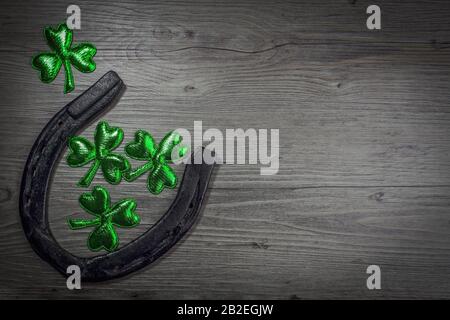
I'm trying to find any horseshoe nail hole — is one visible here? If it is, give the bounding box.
[173,226,181,235]
[189,202,194,209]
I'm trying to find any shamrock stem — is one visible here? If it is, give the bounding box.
[68,217,100,229]
[63,60,75,93]
[124,161,153,182]
[78,160,100,187]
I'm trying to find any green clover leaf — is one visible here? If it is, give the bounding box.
[32,23,96,93]
[125,130,156,161]
[68,186,140,252]
[67,121,130,187]
[124,130,187,194]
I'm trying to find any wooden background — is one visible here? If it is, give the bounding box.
[1,0,450,299]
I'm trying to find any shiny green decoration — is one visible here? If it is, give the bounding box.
[125,130,187,194]
[32,23,97,93]
[68,186,140,252]
[67,121,130,187]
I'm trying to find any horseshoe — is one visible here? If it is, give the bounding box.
[19,71,214,282]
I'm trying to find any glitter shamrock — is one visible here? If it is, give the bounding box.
[124,130,187,195]
[68,186,140,252]
[32,23,96,93]
[67,121,130,187]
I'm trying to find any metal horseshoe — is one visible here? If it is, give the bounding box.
[19,71,214,282]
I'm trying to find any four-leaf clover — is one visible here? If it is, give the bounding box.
[124,130,187,194]
[32,23,96,93]
[67,121,130,187]
[68,186,140,252]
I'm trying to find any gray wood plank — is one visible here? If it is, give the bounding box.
[1,0,450,299]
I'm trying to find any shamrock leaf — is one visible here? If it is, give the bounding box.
[124,130,187,194]
[32,53,62,83]
[101,154,130,184]
[156,130,187,162]
[45,23,72,55]
[67,136,95,166]
[69,44,97,73]
[68,186,140,252]
[32,23,97,93]
[110,199,140,227]
[79,185,110,216]
[88,223,117,252]
[95,121,124,157]
[67,121,130,187]
[147,163,177,194]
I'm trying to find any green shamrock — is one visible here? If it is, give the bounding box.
[32,23,96,93]
[68,186,140,252]
[67,121,130,187]
[124,130,187,194]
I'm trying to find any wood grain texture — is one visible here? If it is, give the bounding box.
[1,0,450,299]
